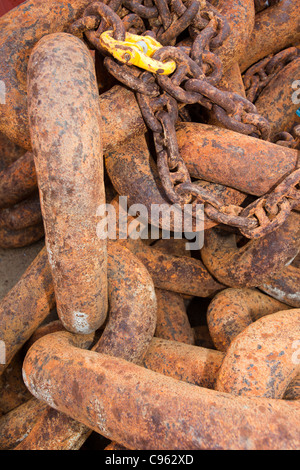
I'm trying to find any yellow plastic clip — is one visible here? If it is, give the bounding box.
[99,31,176,75]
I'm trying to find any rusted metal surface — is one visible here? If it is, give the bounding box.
[22,330,300,450]
[0,152,37,209]
[0,85,145,213]
[72,1,273,237]
[124,238,225,297]
[0,193,42,231]
[24,321,65,352]
[283,374,300,401]
[4,243,157,450]
[255,58,300,141]
[153,238,190,257]
[28,33,108,335]
[0,247,55,377]
[260,265,300,308]
[243,47,298,105]
[0,398,47,450]
[105,133,248,232]
[0,351,32,414]
[208,62,246,128]
[95,241,157,363]
[0,0,93,149]
[0,0,299,452]
[213,62,246,99]
[0,223,44,249]
[207,288,290,352]
[211,0,255,73]
[98,85,146,152]
[0,2,147,151]
[201,212,300,288]
[215,310,300,399]
[155,289,194,345]
[193,325,215,350]
[239,0,300,73]
[0,132,25,172]
[142,337,223,390]
[15,406,93,451]
[176,122,299,197]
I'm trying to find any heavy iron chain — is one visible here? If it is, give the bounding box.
[70,0,300,239]
[243,46,300,149]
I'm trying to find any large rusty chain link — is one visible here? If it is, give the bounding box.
[1,0,300,453]
[69,0,300,239]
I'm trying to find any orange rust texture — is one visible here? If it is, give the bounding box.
[240,0,300,72]
[0,351,32,414]
[0,247,55,377]
[16,332,95,450]
[105,133,247,232]
[22,331,300,450]
[215,310,300,399]
[0,85,145,212]
[207,288,290,352]
[0,398,47,450]
[105,442,128,450]
[0,0,93,149]
[28,33,108,335]
[0,223,44,248]
[0,4,146,150]
[95,242,157,363]
[98,85,146,153]
[176,123,299,196]
[283,374,300,401]
[211,0,255,72]
[0,234,221,382]
[208,62,246,128]
[293,253,300,269]
[217,62,246,98]
[0,193,41,231]
[260,265,300,308]
[0,132,25,171]
[155,289,194,345]
[255,58,300,140]
[0,152,37,208]
[142,338,224,390]
[24,321,65,352]
[201,212,300,287]
[123,238,224,297]
[6,244,157,450]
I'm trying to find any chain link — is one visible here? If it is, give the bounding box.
[243,47,299,104]
[70,0,299,239]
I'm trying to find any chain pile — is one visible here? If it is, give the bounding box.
[0,0,299,452]
[68,0,300,239]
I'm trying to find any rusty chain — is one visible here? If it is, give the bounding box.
[70,0,299,239]
[243,46,300,149]
[243,46,299,104]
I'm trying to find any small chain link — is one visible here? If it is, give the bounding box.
[70,0,299,239]
[243,47,299,104]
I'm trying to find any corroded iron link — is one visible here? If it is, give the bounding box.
[244,47,299,104]
[68,1,291,238]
